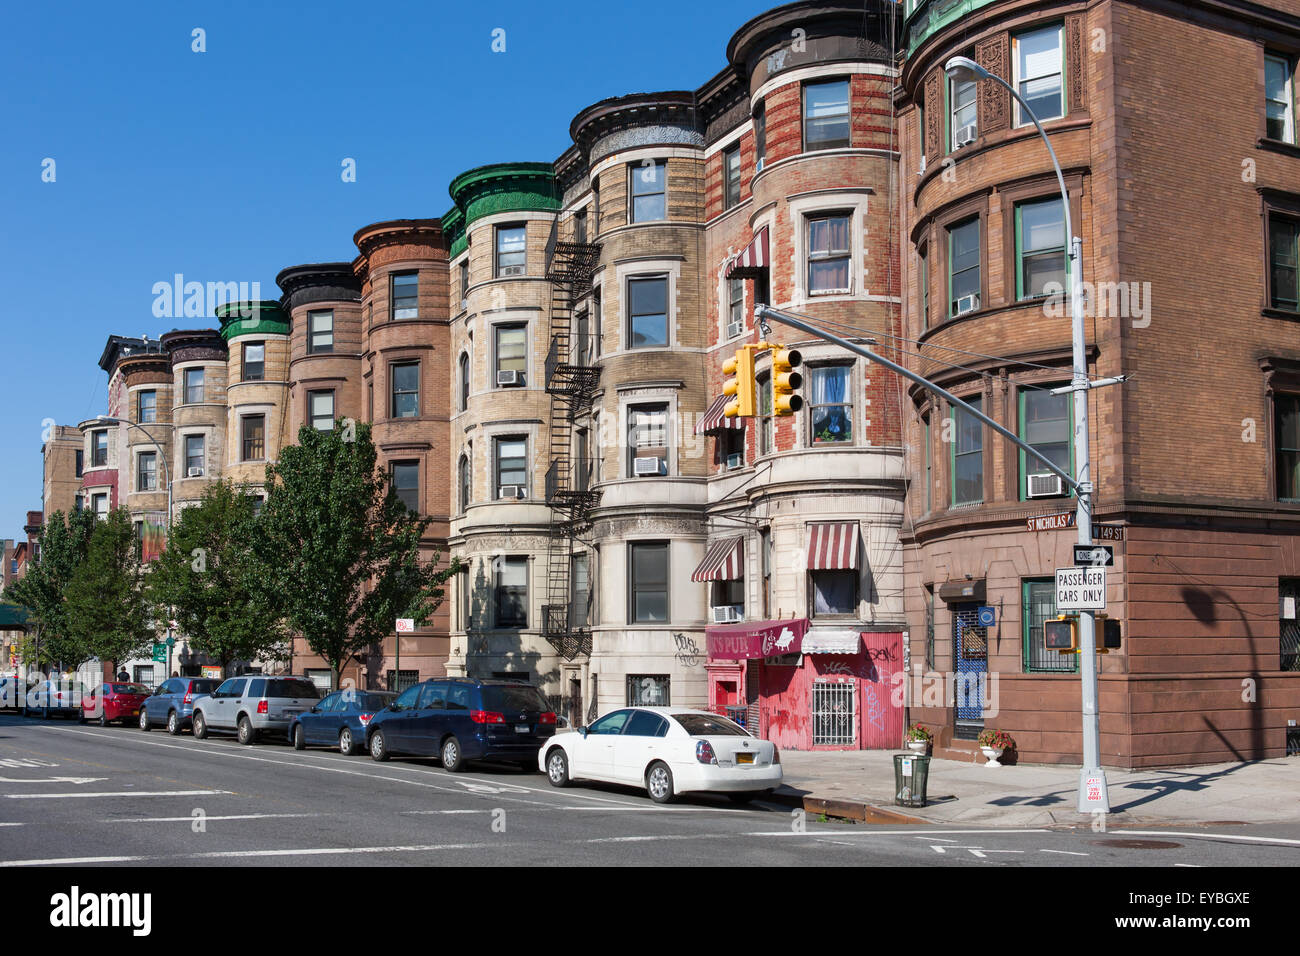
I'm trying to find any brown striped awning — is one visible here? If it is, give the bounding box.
[695,394,745,434]
[692,536,744,582]
[725,226,770,279]
[806,522,859,571]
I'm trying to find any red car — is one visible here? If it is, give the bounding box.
[83,682,152,726]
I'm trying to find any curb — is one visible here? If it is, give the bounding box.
[765,787,929,824]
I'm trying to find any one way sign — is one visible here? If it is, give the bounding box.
[1073,545,1114,567]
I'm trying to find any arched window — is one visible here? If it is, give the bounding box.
[459,452,472,513]
[459,352,470,411]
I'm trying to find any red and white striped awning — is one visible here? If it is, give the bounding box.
[695,394,745,434]
[806,522,860,571]
[725,226,770,279]
[692,536,744,582]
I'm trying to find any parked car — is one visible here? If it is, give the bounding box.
[0,676,35,711]
[22,679,88,719]
[539,706,781,804]
[366,678,556,771]
[290,689,396,755]
[192,675,319,744]
[138,676,220,735]
[82,682,152,726]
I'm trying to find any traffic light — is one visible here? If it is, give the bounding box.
[1043,616,1076,651]
[771,348,804,415]
[723,346,757,418]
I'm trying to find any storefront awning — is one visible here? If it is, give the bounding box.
[806,522,859,571]
[692,536,744,582]
[801,628,862,654]
[725,226,770,279]
[706,618,808,660]
[695,394,745,435]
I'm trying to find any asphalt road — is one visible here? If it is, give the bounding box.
[1,712,1297,868]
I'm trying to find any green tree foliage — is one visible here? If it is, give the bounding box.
[6,509,97,671]
[149,481,288,678]
[64,508,156,672]
[257,421,459,689]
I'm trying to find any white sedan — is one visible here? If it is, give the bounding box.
[539,706,781,804]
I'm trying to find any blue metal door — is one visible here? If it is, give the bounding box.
[952,603,987,740]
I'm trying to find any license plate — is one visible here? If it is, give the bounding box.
[515,724,530,734]
[737,753,755,765]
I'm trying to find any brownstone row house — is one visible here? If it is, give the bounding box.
[14,0,1300,764]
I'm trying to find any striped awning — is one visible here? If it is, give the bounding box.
[725,226,770,279]
[695,394,745,434]
[806,522,860,571]
[692,536,744,582]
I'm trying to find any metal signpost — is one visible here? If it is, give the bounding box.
[395,619,414,692]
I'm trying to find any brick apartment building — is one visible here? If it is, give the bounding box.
[897,0,1300,765]
[10,0,1300,764]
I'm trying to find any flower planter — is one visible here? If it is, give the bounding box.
[906,740,929,754]
[980,746,1005,767]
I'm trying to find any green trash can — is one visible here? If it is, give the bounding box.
[894,753,930,807]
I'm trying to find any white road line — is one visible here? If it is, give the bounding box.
[1174,863,1203,867]
[745,828,1052,838]
[0,822,24,827]
[4,789,231,800]
[1123,830,1300,848]
[1041,849,1089,856]
[188,843,505,859]
[103,813,316,824]
[3,855,151,867]
[585,834,700,843]
[46,726,646,809]
[403,809,485,815]
[915,836,959,842]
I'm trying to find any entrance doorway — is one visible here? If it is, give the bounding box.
[952,603,987,740]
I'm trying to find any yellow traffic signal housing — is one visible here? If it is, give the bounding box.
[723,346,757,418]
[771,348,804,415]
[1043,615,1077,652]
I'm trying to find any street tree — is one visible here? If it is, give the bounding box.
[257,421,459,690]
[149,481,288,678]
[64,508,156,675]
[6,508,97,674]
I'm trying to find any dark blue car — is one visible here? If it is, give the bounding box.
[365,679,556,771]
[290,689,396,755]
[138,677,220,735]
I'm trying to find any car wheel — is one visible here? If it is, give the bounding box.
[339,727,356,756]
[166,711,181,736]
[139,707,151,731]
[292,724,305,750]
[97,714,107,727]
[440,736,463,772]
[647,761,675,804]
[546,748,569,788]
[237,715,256,745]
[369,729,389,762]
[192,711,208,740]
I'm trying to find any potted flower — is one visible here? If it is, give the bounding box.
[905,724,932,754]
[977,729,1015,767]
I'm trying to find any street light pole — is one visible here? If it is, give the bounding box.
[97,415,174,681]
[943,56,1108,814]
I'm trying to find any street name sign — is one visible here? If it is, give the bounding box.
[1073,544,1114,567]
[1056,567,1106,610]
[1026,512,1125,540]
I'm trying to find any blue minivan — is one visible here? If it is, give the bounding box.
[365,678,556,771]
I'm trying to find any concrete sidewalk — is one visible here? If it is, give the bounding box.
[769,750,1300,826]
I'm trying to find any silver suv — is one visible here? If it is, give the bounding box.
[191,675,320,745]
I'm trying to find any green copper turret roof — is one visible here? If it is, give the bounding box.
[216,300,289,340]
[446,162,559,237]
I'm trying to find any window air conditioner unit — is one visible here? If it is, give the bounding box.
[187,467,204,478]
[727,320,745,339]
[955,294,979,316]
[498,485,526,500]
[633,456,664,476]
[501,265,525,277]
[726,452,743,470]
[955,124,978,147]
[1027,473,1064,498]
[497,370,522,387]
[711,605,743,624]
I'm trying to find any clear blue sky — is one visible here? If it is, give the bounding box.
[0,0,773,541]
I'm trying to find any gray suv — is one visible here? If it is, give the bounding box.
[192,675,320,745]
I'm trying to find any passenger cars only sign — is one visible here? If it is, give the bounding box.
[1055,566,1106,610]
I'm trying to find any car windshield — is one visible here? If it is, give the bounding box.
[265,679,319,699]
[358,693,395,711]
[672,713,749,737]
[481,685,549,713]
[112,684,150,695]
[189,680,218,694]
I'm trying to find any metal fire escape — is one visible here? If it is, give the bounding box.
[542,212,601,661]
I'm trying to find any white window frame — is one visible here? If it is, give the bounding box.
[492,321,529,387]
[949,74,978,149]
[1266,53,1296,144]
[614,259,680,352]
[789,195,866,305]
[1012,23,1065,128]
